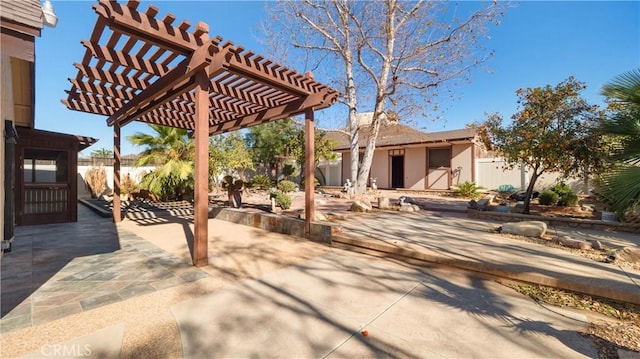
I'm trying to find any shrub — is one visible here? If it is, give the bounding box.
[271,191,292,209]
[539,190,559,205]
[277,180,297,193]
[549,182,578,207]
[122,173,138,199]
[454,181,483,199]
[85,165,107,198]
[300,176,320,188]
[251,174,272,190]
[497,184,516,194]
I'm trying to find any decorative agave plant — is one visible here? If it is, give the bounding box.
[222,175,244,208]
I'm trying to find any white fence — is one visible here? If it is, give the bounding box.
[475,158,590,194]
[78,165,155,198]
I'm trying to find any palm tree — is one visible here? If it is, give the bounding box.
[597,68,640,218]
[128,124,194,201]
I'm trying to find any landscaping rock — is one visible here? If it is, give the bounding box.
[378,197,390,209]
[412,204,420,212]
[499,221,547,238]
[590,240,605,250]
[398,205,414,212]
[299,210,328,221]
[399,196,414,205]
[350,200,372,212]
[555,236,593,250]
[469,195,493,211]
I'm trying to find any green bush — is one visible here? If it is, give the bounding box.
[300,177,321,188]
[271,191,292,209]
[454,181,483,199]
[539,190,559,205]
[251,174,272,190]
[557,192,578,206]
[549,182,578,207]
[277,180,297,193]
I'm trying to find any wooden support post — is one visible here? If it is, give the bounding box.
[304,109,315,238]
[113,120,121,223]
[193,70,209,267]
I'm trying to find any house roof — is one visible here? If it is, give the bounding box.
[0,0,43,35]
[62,0,339,136]
[327,124,478,151]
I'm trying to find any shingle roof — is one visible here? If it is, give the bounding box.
[327,124,478,151]
[0,0,43,33]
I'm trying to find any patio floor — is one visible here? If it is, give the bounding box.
[0,205,209,334]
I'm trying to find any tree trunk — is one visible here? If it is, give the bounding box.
[522,171,540,214]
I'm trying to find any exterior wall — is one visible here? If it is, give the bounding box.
[370,149,389,188]
[451,143,474,187]
[77,165,155,199]
[475,157,590,193]
[341,151,350,185]
[316,159,342,186]
[404,147,426,189]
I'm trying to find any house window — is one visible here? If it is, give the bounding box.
[389,149,404,156]
[428,148,451,168]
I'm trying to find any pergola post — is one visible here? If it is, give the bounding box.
[113,120,121,223]
[304,108,315,238]
[193,69,209,267]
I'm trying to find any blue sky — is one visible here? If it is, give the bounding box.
[34,1,639,156]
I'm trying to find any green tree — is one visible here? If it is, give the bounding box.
[596,68,640,218]
[209,132,254,184]
[245,119,299,179]
[291,129,337,184]
[90,148,113,158]
[128,125,194,201]
[479,77,603,214]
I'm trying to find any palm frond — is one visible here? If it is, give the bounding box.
[601,68,640,105]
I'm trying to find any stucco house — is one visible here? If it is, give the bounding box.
[1,1,96,251]
[323,114,491,190]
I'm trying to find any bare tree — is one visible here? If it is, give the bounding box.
[265,0,504,193]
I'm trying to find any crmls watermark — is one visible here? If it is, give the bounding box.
[40,344,92,357]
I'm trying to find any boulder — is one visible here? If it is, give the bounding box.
[350,200,372,213]
[500,221,547,238]
[378,197,390,209]
[412,204,420,212]
[398,205,414,212]
[555,236,593,250]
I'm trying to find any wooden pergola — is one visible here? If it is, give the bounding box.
[63,0,338,266]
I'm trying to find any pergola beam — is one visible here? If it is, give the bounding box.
[106,41,216,126]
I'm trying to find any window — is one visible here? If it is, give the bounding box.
[428,148,451,168]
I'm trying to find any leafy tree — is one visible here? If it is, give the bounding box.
[266,0,504,193]
[291,129,337,184]
[128,125,194,201]
[209,132,254,184]
[245,119,298,179]
[246,118,337,182]
[479,77,603,214]
[90,148,113,158]
[596,68,640,218]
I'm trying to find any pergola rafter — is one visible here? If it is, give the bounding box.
[63,0,338,267]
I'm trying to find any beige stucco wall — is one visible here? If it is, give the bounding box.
[451,143,474,187]
[404,147,426,189]
[369,149,389,189]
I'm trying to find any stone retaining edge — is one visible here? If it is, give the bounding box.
[332,234,640,306]
[468,208,640,234]
[207,206,340,244]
